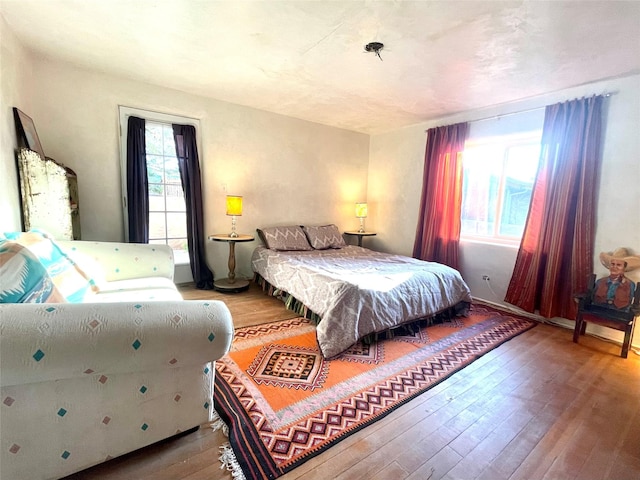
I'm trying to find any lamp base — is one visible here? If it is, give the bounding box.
[229,215,239,237]
[358,217,365,233]
[214,277,249,292]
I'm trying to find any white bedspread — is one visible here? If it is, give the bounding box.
[251,245,472,358]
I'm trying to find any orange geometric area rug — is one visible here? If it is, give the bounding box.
[214,302,536,480]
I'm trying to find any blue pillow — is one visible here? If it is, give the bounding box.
[0,240,66,303]
[3,230,95,302]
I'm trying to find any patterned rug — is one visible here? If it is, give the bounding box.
[214,302,536,480]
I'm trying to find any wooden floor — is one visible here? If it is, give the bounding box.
[66,283,640,480]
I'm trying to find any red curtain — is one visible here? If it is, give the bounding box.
[505,96,604,319]
[413,122,468,270]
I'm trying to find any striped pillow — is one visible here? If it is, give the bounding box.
[0,240,66,303]
[303,224,346,249]
[3,230,96,302]
[258,226,313,251]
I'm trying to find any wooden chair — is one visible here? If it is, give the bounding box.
[573,274,640,358]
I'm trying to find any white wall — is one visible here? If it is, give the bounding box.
[369,73,640,345]
[0,16,33,232]
[1,53,369,281]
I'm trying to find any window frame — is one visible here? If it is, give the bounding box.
[118,106,201,263]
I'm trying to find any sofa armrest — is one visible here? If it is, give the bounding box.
[57,240,175,282]
[0,300,234,388]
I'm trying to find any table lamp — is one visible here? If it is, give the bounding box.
[355,202,368,233]
[226,195,243,237]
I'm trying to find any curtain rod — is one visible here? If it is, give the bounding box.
[425,91,616,130]
[469,105,545,124]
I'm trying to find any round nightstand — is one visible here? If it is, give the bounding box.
[208,234,254,292]
[344,231,377,247]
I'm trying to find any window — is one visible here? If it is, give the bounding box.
[119,107,200,265]
[460,109,544,244]
[145,121,188,260]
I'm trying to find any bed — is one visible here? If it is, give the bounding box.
[251,225,471,358]
[251,225,473,358]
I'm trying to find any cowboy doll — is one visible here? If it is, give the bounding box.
[594,248,640,310]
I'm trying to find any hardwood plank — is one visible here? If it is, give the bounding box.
[407,445,461,480]
[476,403,566,480]
[178,282,299,328]
[445,401,539,479]
[64,426,226,480]
[369,461,411,480]
[66,283,640,480]
[509,349,616,480]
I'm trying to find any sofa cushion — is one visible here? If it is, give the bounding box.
[0,240,66,303]
[96,276,179,293]
[3,230,98,302]
[85,277,183,302]
[87,287,183,303]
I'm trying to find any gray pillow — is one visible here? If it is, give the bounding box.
[303,224,346,249]
[258,226,313,251]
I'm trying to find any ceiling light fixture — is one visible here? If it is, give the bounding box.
[364,42,384,61]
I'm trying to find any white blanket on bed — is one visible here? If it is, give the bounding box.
[251,245,472,358]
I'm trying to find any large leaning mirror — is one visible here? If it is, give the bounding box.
[13,108,80,240]
[17,148,74,239]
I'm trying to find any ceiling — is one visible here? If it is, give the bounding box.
[1,0,639,134]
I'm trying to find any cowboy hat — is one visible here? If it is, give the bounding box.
[599,247,640,272]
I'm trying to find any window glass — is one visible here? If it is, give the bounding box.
[146,155,164,191]
[149,212,168,238]
[163,125,176,156]
[166,212,187,238]
[145,123,163,155]
[461,132,541,243]
[460,108,544,245]
[146,121,188,258]
[499,143,541,237]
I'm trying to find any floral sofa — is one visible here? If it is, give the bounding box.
[0,230,234,480]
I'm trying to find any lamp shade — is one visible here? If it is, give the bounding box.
[226,195,243,216]
[355,202,368,218]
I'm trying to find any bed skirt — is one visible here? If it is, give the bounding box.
[253,273,471,344]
